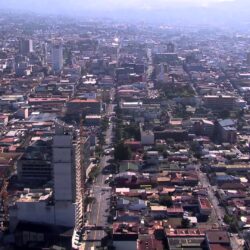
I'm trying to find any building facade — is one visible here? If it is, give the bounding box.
[52,44,63,72]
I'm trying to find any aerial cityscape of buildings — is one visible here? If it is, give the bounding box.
[0,9,250,250]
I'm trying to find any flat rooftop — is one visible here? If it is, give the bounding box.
[16,188,52,203]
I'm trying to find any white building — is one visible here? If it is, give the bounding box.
[52,44,63,72]
[9,188,75,231]
[9,124,86,232]
[146,151,159,165]
[140,129,154,145]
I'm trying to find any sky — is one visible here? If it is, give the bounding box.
[1,0,249,27]
[0,0,238,11]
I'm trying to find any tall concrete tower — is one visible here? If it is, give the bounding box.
[247,52,250,65]
[167,42,175,53]
[42,42,48,65]
[19,39,33,55]
[53,132,75,202]
[52,44,63,72]
[52,125,76,227]
[53,123,89,231]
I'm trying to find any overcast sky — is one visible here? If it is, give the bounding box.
[0,0,238,11]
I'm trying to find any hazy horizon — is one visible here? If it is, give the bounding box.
[1,0,250,27]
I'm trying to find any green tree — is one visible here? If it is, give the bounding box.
[95,145,103,157]
[223,214,238,232]
[159,194,173,207]
[162,151,169,158]
[101,117,109,131]
[124,123,141,141]
[97,133,105,146]
[88,166,100,179]
[181,218,190,228]
[85,196,96,206]
[223,214,233,224]
[114,141,132,161]
[218,109,230,119]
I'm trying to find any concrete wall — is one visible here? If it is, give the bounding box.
[53,148,72,163]
[113,241,136,250]
[53,135,72,147]
[141,132,154,145]
[53,134,74,202]
[13,201,55,225]
[54,163,73,201]
[54,201,75,227]
[10,201,75,229]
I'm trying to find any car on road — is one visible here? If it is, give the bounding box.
[104,147,114,155]
[105,177,111,184]
[104,149,110,155]
[104,174,113,183]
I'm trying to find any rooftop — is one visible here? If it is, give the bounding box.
[16,188,52,203]
[69,99,99,103]
[206,230,230,244]
[166,228,206,237]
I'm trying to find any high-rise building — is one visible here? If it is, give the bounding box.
[19,39,33,55]
[9,122,90,233]
[203,95,236,110]
[247,52,250,65]
[16,139,52,183]
[42,42,48,65]
[167,42,175,53]
[52,44,63,72]
[53,131,75,202]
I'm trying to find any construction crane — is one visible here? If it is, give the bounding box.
[0,178,8,231]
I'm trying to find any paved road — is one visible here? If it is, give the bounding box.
[83,102,115,249]
[197,166,243,250]
[198,169,225,223]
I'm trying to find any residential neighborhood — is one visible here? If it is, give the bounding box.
[0,7,249,250]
